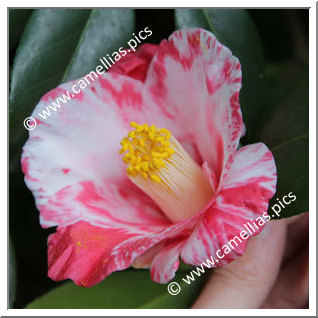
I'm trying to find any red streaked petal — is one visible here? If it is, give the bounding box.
[21,73,146,212]
[21,27,277,287]
[40,179,170,232]
[48,215,203,286]
[48,221,140,287]
[150,240,184,283]
[181,143,277,266]
[109,43,158,82]
[145,28,243,185]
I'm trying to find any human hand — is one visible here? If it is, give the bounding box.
[191,212,309,309]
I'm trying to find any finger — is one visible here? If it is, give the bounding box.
[283,212,309,261]
[261,241,309,308]
[286,211,308,225]
[191,219,287,309]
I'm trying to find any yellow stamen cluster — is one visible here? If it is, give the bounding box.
[119,122,175,183]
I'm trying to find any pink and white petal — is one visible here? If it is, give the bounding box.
[221,142,277,194]
[48,209,208,287]
[181,143,277,266]
[150,240,184,283]
[106,207,205,275]
[144,28,243,184]
[22,74,142,209]
[108,43,158,82]
[21,72,172,229]
[48,221,143,287]
[41,178,170,232]
[22,27,242,231]
[131,242,165,269]
[180,210,249,268]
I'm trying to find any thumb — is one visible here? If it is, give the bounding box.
[191,219,287,309]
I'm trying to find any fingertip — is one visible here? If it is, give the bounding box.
[191,219,287,308]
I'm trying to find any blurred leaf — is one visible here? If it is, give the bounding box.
[62,9,135,81]
[9,9,33,52]
[9,8,135,172]
[256,67,309,218]
[9,238,17,308]
[178,261,196,271]
[26,269,205,309]
[175,9,265,142]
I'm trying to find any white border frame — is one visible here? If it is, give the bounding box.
[3,1,316,316]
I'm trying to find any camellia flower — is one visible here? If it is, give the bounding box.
[22,28,277,287]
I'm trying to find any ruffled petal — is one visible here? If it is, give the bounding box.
[48,221,143,287]
[21,72,171,229]
[40,179,170,231]
[21,60,215,285]
[181,143,277,266]
[150,240,184,283]
[48,214,203,286]
[144,28,243,184]
[22,28,242,229]
[22,27,276,286]
[109,43,158,82]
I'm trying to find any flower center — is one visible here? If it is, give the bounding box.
[119,122,213,222]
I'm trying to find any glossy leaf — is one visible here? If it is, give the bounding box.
[175,9,265,142]
[63,9,135,81]
[9,9,135,172]
[256,67,309,218]
[26,269,205,309]
[9,9,33,53]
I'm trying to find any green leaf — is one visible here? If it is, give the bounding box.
[26,269,205,309]
[62,9,135,82]
[9,9,33,52]
[9,238,17,308]
[256,67,309,218]
[175,9,265,142]
[9,8,135,172]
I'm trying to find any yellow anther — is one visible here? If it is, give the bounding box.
[134,163,142,172]
[160,128,169,134]
[130,122,138,128]
[136,125,144,133]
[122,144,128,151]
[142,155,151,161]
[120,122,214,224]
[150,174,161,183]
[150,125,156,135]
[120,137,129,145]
[122,154,131,164]
[142,161,149,171]
[153,158,165,169]
[128,131,136,139]
[139,138,145,148]
[152,158,160,168]
[126,166,136,177]
[119,122,175,183]
[160,152,169,159]
[166,148,175,155]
